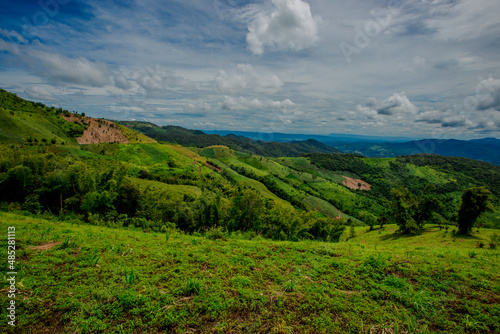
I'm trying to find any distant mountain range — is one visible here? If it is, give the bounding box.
[119,123,499,165]
[334,138,500,166]
[203,130,418,143]
[117,121,341,157]
[204,129,500,166]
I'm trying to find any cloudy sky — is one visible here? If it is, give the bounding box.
[1,0,500,139]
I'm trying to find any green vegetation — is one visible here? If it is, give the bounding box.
[457,187,494,235]
[118,121,341,157]
[1,88,500,333]
[0,88,86,144]
[1,212,499,333]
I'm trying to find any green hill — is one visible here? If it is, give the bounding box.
[118,121,341,157]
[0,88,86,144]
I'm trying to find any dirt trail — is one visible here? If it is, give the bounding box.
[28,241,61,251]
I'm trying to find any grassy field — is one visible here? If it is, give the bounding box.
[1,211,499,333]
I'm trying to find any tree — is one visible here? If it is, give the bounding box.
[457,187,493,235]
[390,186,445,235]
[359,211,377,231]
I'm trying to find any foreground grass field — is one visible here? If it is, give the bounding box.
[1,211,499,333]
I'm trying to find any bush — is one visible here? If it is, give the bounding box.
[490,233,500,249]
[206,227,226,241]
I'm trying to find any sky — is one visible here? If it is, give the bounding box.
[1,0,500,139]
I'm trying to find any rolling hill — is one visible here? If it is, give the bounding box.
[117,121,341,157]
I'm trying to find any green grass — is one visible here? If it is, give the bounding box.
[117,124,157,144]
[130,177,203,199]
[0,108,75,144]
[1,211,499,333]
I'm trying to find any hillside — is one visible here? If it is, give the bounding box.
[118,121,341,157]
[0,88,86,145]
[0,89,154,146]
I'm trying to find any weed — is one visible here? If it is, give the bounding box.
[464,315,478,331]
[86,254,100,267]
[123,269,136,285]
[59,237,72,249]
[468,251,478,258]
[364,255,385,269]
[181,278,202,295]
[271,319,292,334]
[383,275,406,289]
[232,276,251,288]
[283,279,298,292]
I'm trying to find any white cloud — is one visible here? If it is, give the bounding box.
[246,0,320,55]
[426,0,500,41]
[474,77,500,111]
[128,66,195,93]
[113,74,132,90]
[24,49,111,87]
[0,29,26,44]
[362,92,418,116]
[194,122,216,127]
[24,86,60,101]
[219,96,295,111]
[183,101,212,113]
[214,64,283,95]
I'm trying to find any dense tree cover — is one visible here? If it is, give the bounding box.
[457,187,494,235]
[118,121,340,157]
[0,145,344,242]
[306,152,499,233]
[397,154,500,196]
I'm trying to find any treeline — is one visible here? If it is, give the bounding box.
[0,146,345,242]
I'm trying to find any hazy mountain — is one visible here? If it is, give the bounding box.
[335,138,500,166]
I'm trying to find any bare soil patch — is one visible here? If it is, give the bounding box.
[342,176,372,190]
[28,241,61,251]
[64,115,129,144]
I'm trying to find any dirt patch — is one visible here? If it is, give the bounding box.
[28,241,61,251]
[342,176,372,191]
[64,115,129,144]
[204,161,221,173]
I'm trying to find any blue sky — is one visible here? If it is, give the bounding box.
[1,0,500,139]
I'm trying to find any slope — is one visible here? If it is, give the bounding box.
[118,121,341,157]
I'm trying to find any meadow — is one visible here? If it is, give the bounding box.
[1,211,499,333]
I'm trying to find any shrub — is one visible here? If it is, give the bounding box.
[489,233,499,249]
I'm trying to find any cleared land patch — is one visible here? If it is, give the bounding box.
[342,176,372,190]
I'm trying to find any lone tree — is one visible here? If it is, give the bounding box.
[457,187,493,235]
